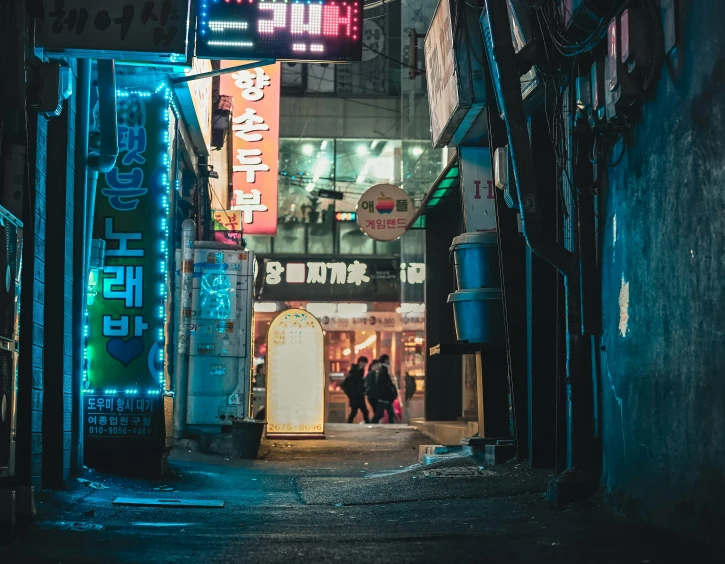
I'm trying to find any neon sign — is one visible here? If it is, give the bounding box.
[196,0,363,61]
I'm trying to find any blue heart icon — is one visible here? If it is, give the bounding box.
[107,337,145,367]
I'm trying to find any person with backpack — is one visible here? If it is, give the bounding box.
[364,358,381,414]
[341,356,369,423]
[371,354,397,424]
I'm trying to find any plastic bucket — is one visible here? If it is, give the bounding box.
[448,289,504,343]
[449,232,500,290]
[231,419,266,459]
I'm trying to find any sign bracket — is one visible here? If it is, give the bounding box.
[172,59,276,84]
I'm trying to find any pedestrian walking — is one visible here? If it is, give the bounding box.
[364,358,381,414]
[341,356,370,423]
[371,354,397,424]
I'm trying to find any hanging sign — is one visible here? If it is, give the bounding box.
[459,147,496,233]
[266,309,325,438]
[356,184,415,242]
[222,61,281,235]
[36,0,192,62]
[256,256,400,301]
[196,0,363,62]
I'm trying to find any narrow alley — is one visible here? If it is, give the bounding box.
[0,425,716,563]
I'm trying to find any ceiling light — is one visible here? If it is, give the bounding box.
[302,144,314,156]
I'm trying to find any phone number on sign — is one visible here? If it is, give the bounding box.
[87,427,153,436]
[267,424,323,432]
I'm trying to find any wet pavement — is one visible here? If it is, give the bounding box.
[0,424,719,563]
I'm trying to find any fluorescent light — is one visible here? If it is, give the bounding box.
[302,144,314,156]
[305,303,337,316]
[411,146,424,157]
[356,145,369,156]
[254,302,278,313]
[337,303,367,315]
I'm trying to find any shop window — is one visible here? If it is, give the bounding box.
[308,224,334,255]
[274,223,306,254]
[245,235,272,254]
[338,221,374,255]
[375,239,401,256]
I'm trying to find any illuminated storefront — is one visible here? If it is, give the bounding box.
[250,256,425,422]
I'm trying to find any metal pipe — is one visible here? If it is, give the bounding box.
[173,219,195,439]
[171,59,275,84]
[71,58,91,476]
[483,1,593,471]
[482,2,577,279]
[86,60,119,285]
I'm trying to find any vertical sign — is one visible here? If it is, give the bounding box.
[459,147,496,233]
[222,61,280,235]
[266,309,325,438]
[85,90,171,439]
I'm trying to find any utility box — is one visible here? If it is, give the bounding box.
[187,243,254,430]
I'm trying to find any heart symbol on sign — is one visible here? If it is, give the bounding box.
[106,337,145,367]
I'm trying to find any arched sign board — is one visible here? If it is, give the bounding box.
[266,309,326,439]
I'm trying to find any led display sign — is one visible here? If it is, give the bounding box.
[196,0,363,61]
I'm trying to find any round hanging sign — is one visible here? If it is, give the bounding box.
[356,184,415,242]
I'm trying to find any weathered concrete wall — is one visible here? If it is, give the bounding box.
[599,0,725,546]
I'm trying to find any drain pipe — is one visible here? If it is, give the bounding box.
[173,219,196,439]
[85,60,119,276]
[483,1,593,477]
[71,58,91,475]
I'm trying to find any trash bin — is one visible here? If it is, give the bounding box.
[449,232,500,290]
[447,289,504,343]
[231,418,266,459]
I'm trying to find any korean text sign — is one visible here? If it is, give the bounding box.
[87,91,170,393]
[37,0,191,60]
[222,62,281,235]
[196,0,363,62]
[356,184,415,242]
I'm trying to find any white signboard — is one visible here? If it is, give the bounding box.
[317,311,425,332]
[459,147,496,233]
[425,0,457,147]
[266,309,325,438]
[356,184,415,242]
[318,312,402,332]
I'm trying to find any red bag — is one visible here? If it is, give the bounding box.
[382,399,403,424]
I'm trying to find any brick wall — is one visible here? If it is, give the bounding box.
[43,85,76,487]
[17,112,48,491]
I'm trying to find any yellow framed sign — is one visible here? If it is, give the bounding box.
[266,309,325,439]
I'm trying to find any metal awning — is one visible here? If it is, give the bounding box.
[408,150,460,229]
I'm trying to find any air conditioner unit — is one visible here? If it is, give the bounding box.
[0,206,23,479]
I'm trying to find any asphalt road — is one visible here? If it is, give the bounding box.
[0,424,718,563]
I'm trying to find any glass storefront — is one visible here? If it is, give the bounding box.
[250,302,424,423]
[246,137,445,256]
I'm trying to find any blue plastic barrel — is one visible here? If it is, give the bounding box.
[447,289,504,344]
[449,233,500,290]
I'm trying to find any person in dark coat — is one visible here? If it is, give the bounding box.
[342,356,369,423]
[371,354,397,424]
[364,358,381,414]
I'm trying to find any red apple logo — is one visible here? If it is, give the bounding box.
[376,193,395,214]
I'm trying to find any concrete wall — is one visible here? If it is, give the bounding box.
[599,1,725,546]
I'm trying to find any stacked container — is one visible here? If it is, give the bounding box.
[447,233,504,343]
